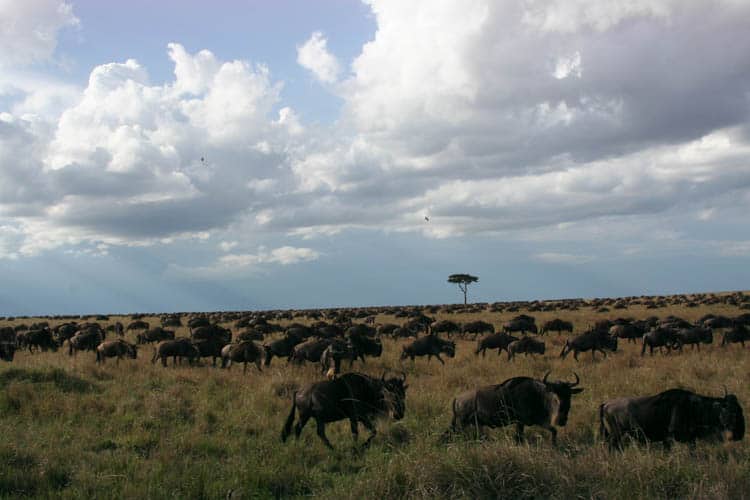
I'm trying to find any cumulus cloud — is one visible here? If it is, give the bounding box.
[0,0,79,67]
[3,0,750,270]
[168,246,320,278]
[297,31,341,84]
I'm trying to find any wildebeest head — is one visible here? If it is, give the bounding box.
[604,334,618,352]
[381,371,408,420]
[717,389,745,441]
[442,340,456,358]
[127,343,138,359]
[542,372,584,426]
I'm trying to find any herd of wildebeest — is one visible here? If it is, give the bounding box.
[1,291,749,451]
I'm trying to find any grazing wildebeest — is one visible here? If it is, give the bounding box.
[475,332,518,357]
[599,388,744,449]
[507,336,545,361]
[503,315,538,335]
[348,334,382,363]
[263,333,305,366]
[113,321,124,336]
[96,339,137,363]
[236,329,264,342]
[126,320,150,331]
[642,327,681,356]
[136,327,176,344]
[220,341,265,373]
[675,327,713,351]
[377,323,400,337]
[25,328,58,353]
[69,329,103,355]
[281,372,408,449]
[191,324,232,344]
[722,324,750,347]
[193,336,227,366]
[291,338,337,365]
[0,342,15,362]
[461,320,495,339]
[188,316,210,332]
[609,323,645,344]
[431,320,461,338]
[346,324,376,338]
[447,372,583,444]
[540,319,573,335]
[560,331,617,361]
[152,339,201,367]
[53,322,78,345]
[702,315,734,330]
[320,341,353,377]
[400,335,456,364]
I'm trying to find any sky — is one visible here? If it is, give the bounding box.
[1,0,750,316]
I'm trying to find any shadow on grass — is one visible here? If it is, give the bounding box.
[0,368,99,393]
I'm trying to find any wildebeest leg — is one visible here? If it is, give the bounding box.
[349,417,359,442]
[543,424,557,445]
[294,412,310,439]
[427,354,432,363]
[574,350,579,361]
[316,419,334,450]
[361,416,377,448]
[515,423,525,443]
[243,362,247,374]
[255,358,262,372]
[436,353,445,365]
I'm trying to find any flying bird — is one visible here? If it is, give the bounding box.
[424,215,430,222]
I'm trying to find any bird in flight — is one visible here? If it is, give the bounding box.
[424,215,430,222]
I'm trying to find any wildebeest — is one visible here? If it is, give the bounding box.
[642,327,682,356]
[24,328,58,353]
[191,324,232,344]
[675,327,713,351]
[609,323,646,344]
[53,322,78,345]
[0,342,15,362]
[348,334,382,363]
[152,339,201,367]
[96,339,137,363]
[126,320,149,331]
[281,372,408,449]
[431,320,461,337]
[503,315,538,335]
[400,335,456,364]
[722,324,750,347]
[220,341,265,373]
[447,372,583,444]
[599,388,744,449]
[320,341,353,376]
[263,332,305,366]
[461,320,495,339]
[540,319,573,335]
[188,316,211,332]
[560,330,617,361]
[291,338,337,365]
[507,336,545,361]
[136,327,176,344]
[69,329,104,356]
[475,332,518,357]
[193,336,228,366]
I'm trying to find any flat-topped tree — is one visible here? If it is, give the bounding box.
[448,274,479,305]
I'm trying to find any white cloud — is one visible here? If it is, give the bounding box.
[533,252,593,264]
[0,0,79,67]
[297,31,341,84]
[168,246,320,278]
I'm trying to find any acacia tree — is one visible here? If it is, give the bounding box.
[448,274,479,305]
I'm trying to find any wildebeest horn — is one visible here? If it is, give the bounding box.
[570,372,580,387]
[543,371,551,384]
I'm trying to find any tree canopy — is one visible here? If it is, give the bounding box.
[447,274,479,305]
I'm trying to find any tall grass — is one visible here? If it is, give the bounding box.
[1,299,749,498]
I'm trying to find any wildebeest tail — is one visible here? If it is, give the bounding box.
[280,392,297,442]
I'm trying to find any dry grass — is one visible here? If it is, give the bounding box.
[1,297,749,498]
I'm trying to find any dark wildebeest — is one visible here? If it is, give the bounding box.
[0,327,15,361]
[188,316,211,332]
[475,332,518,357]
[136,327,176,344]
[461,320,495,339]
[346,324,376,338]
[560,330,617,361]
[220,341,265,373]
[348,334,382,363]
[642,327,682,356]
[113,321,124,337]
[193,336,227,366]
[320,341,354,377]
[675,327,713,351]
[507,336,545,360]
[53,322,78,345]
[702,315,734,330]
[377,323,399,337]
[722,324,750,347]
[447,372,583,444]
[191,324,232,344]
[236,329,264,342]
[281,372,408,449]
[599,388,745,449]
[263,333,305,366]
[68,329,104,356]
[151,339,201,367]
[290,338,337,365]
[400,335,456,364]
[431,320,461,338]
[126,320,149,331]
[609,323,645,344]
[540,319,573,335]
[25,328,58,353]
[96,339,137,363]
[503,315,538,335]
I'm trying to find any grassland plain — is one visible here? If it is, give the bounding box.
[1,298,750,499]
